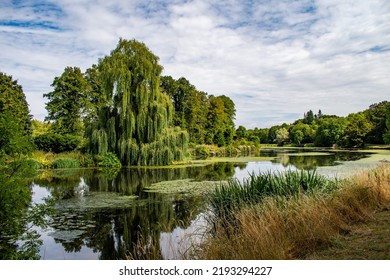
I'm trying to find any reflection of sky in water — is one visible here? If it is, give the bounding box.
[39,229,98,260]
[27,150,389,260]
[31,183,51,204]
[233,161,297,182]
[159,213,207,260]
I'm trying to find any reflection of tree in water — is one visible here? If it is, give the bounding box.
[273,151,369,170]
[0,163,53,260]
[47,195,204,259]
[37,164,223,259]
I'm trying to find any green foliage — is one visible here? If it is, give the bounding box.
[29,151,94,168]
[160,76,193,128]
[342,113,373,147]
[383,104,390,144]
[0,112,33,156]
[51,158,80,169]
[0,72,32,137]
[44,66,89,136]
[314,117,346,147]
[275,127,289,146]
[33,133,82,153]
[0,72,33,157]
[235,125,248,140]
[31,119,51,137]
[0,158,52,259]
[86,39,188,166]
[194,145,211,159]
[209,169,338,222]
[161,76,236,146]
[364,101,390,144]
[289,122,314,145]
[98,152,122,168]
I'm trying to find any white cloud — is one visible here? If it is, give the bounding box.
[1,0,389,128]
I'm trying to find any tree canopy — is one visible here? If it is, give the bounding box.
[0,72,32,156]
[160,76,235,146]
[86,39,188,166]
[44,66,89,136]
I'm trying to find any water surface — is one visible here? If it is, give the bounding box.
[12,148,390,259]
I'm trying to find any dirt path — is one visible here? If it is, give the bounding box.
[309,210,390,260]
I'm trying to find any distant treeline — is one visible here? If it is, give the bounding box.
[235,103,390,148]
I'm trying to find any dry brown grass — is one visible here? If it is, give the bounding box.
[198,165,390,260]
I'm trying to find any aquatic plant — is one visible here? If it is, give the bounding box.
[208,169,339,221]
[98,152,122,168]
[199,165,390,260]
[51,158,80,169]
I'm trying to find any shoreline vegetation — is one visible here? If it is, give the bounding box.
[128,164,390,260]
[2,38,390,260]
[24,143,390,170]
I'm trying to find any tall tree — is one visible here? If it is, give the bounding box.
[184,90,209,144]
[84,64,104,124]
[275,127,290,146]
[303,110,314,124]
[44,66,89,136]
[383,104,390,144]
[314,117,346,147]
[364,101,390,144]
[342,112,373,147]
[0,72,32,137]
[0,72,32,156]
[87,39,188,166]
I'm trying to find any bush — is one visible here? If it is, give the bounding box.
[34,133,82,153]
[52,158,80,169]
[194,145,210,159]
[98,152,122,168]
[24,158,42,170]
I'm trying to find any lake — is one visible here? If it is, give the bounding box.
[13,148,390,259]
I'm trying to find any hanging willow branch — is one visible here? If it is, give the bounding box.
[86,39,188,166]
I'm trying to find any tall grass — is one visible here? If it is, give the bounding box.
[199,165,390,259]
[208,169,338,223]
[30,151,94,168]
[51,158,80,169]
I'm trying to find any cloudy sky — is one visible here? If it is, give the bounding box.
[1,0,389,128]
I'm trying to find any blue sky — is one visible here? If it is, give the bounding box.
[1,0,389,128]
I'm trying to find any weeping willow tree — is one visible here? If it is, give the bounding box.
[86,39,188,166]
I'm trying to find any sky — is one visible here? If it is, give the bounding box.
[1,0,389,128]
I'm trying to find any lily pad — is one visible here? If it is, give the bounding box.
[55,192,139,210]
[145,179,224,196]
[48,230,85,242]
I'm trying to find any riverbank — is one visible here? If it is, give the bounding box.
[195,164,390,260]
[307,209,390,259]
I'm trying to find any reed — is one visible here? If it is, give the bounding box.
[208,169,338,223]
[199,165,390,260]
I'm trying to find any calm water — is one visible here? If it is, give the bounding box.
[13,149,373,259]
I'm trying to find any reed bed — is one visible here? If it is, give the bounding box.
[208,169,338,224]
[199,165,390,259]
[51,158,80,169]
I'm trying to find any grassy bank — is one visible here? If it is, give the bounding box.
[196,165,390,259]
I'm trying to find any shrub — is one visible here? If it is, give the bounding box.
[52,158,80,169]
[34,133,82,153]
[194,145,210,159]
[98,152,122,168]
[24,158,42,170]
